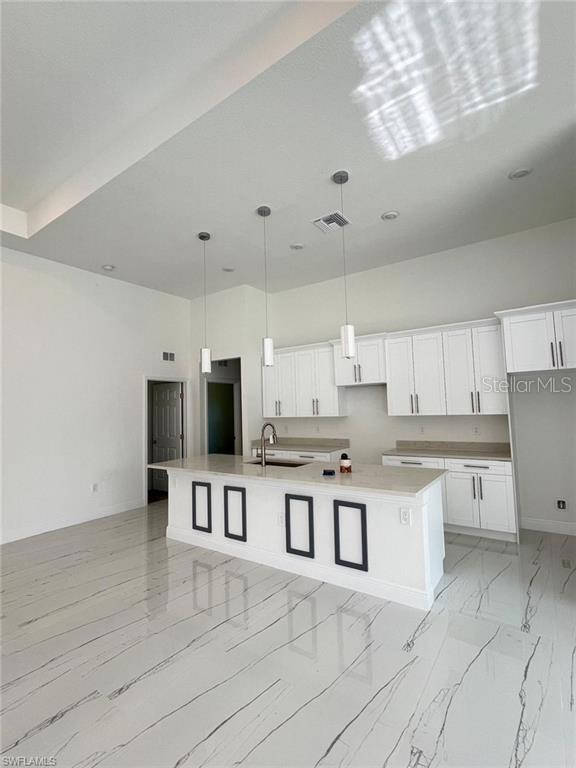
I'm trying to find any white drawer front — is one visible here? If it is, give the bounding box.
[444,458,512,475]
[382,455,446,470]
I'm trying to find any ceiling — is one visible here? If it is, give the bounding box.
[2,0,575,299]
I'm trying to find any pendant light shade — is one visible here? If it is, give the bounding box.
[198,231,212,374]
[332,170,356,359]
[257,205,274,367]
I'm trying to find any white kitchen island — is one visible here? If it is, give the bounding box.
[149,455,446,609]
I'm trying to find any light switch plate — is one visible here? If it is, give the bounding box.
[400,508,412,526]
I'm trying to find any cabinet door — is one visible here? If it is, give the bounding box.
[472,325,508,414]
[554,308,576,369]
[445,472,480,527]
[314,346,339,416]
[294,349,316,417]
[478,474,515,532]
[262,364,278,418]
[443,328,476,415]
[357,338,386,384]
[276,352,296,417]
[385,336,415,415]
[412,332,447,415]
[502,312,556,372]
[332,342,356,386]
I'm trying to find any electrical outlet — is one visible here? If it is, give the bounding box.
[472,425,480,435]
[277,509,284,527]
[399,507,412,526]
[557,499,567,510]
[91,483,98,493]
[419,425,425,434]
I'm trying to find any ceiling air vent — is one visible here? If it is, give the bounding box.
[312,210,350,233]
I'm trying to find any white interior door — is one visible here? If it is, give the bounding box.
[478,474,515,532]
[357,338,385,384]
[295,349,316,417]
[385,336,415,415]
[473,325,508,414]
[314,346,339,415]
[502,312,556,372]
[445,471,480,527]
[412,332,447,415]
[151,382,183,491]
[554,308,576,369]
[276,352,297,417]
[443,328,476,414]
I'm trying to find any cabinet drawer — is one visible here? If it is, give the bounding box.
[382,455,446,470]
[444,458,512,475]
[289,451,331,462]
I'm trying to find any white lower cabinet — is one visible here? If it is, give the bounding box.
[381,455,516,535]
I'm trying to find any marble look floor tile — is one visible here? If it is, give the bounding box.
[1,502,574,768]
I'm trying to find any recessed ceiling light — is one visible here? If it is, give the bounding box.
[101,264,115,271]
[381,210,399,221]
[222,267,235,273]
[508,168,532,180]
[290,243,304,251]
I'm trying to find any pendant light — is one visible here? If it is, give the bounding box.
[332,170,356,359]
[198,231,212,374]
[257,205,274,367]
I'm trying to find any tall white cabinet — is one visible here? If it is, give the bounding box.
[496,300,576,373]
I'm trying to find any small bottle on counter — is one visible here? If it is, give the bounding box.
[340,453,352,473]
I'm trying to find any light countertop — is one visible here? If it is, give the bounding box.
[250,438,349,453]
[149,454,445,497]
[382,440,512,462]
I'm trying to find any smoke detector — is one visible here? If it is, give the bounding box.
[312,210,350,233]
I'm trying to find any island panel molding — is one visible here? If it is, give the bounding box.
[285,494,315,558]
[223,485,247,542]
[192,481,212,533]
[333,500,368,571]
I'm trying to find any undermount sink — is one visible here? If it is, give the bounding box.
[245,459,310,468]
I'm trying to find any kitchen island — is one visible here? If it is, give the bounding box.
[149,455,446,609]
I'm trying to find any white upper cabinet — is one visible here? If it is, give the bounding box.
[497,301,576,373]
[333,335,386,386]
[287,345,342,418]
[472,325,507,414]
[412,332,447,415]
[261,351,296,418]
[554,307,576,369]
[443,324,507,414]
[314,345,340,416]
[443,328,476,415]
[385,336,415,415]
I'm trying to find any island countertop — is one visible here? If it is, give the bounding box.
[149,454,445,497]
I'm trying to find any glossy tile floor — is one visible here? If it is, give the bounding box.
[1,502,574,768]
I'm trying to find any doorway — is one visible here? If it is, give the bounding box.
[205,358,242,455]
[147,380,184,503]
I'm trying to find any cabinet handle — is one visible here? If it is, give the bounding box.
[353,365,357,383]
[415,393,420,414]
[476,391,481,413]
[559,341,564,367]
[410,394,414,414]
[401,460,423,465]
[463,464,490,469]
[312,398,315,415]
[275,401,278,416]
[479,476,484,500]
[279,400,282,417]
[299,455,315,459]
[470,391,475,413]
[472,476,476,499]
[358,364,362,382]
[315,398,320,415]
[551,341,556,368]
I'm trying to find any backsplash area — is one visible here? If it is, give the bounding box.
[268,385,510,463]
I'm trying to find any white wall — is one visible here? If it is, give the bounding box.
[509,372,576,535]
[1,247,192,543]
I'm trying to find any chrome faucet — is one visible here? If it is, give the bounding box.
[260,422,278,467]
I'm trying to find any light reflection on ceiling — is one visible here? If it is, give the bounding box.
[353,1,540,159]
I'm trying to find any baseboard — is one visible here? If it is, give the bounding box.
[520,517,576,536]
[0,496,146,545]
[444,523,517,543]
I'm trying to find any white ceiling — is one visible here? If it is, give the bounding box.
[2,1,575,298]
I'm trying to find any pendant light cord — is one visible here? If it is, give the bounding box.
[263,215,269,337]
[203,240,207,347]
[340,184,349,325]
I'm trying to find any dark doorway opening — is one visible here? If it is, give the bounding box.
[147,380,184,503]
[205,358,242,455]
